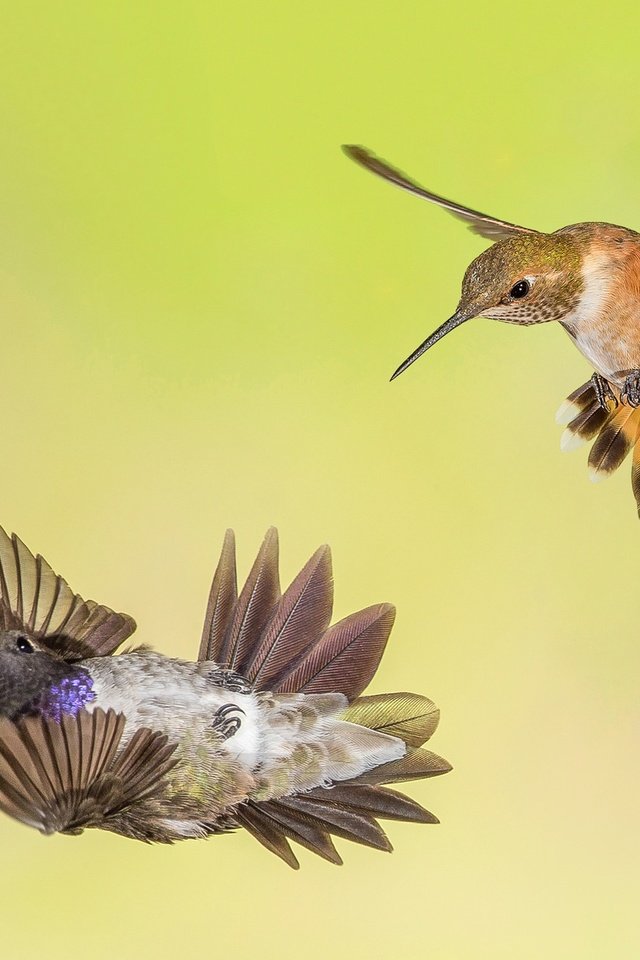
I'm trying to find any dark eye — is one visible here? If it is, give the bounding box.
[510,279,530,299]
[16,635,34,654]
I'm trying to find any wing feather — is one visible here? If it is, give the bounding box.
[0,528,136,659]
[343,145,538,241]
[0,709,177,835]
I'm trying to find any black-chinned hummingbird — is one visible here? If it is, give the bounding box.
[0,526,450,868]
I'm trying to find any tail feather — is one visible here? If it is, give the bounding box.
[243,800,343,865]
[274,794,392,851]
[271,604,394,700]
[342,692,440,748]
[631,424,640,517]
[198,529,238,663]
[348,747,452,785]
[200,531,450,867]
[558,381,640,512]
[222,527,281,671]
[235,803,302,869]
[306,783,439,824]
[241,746,448,868]
[241,694,450,867]
[246,544,333,689]
[555,381,597,425]
[588,403,640,480]
[560,402,610,451]
[200,530,394,701]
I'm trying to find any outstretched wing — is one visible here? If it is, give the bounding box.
[199,529,393,700]
[342,144,539,241]
[0,527,137,659]
[0,708,177,835]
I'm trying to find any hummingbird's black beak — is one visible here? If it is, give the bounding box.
[390,308,472,381]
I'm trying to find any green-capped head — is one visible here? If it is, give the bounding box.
[391,232,584,381]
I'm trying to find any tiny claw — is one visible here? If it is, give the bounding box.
[212,703,246,740]
[591,373,618,411]
[620,371,640,408]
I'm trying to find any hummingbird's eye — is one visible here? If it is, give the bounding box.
[15,635,34,654]
[509,279,530,299]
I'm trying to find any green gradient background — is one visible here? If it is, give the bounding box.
[0,3,639,958]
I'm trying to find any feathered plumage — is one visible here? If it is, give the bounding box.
[557,381,640,514]
[344,144,640,516]
[0,527,450,867]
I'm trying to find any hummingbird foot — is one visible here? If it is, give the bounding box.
[212,703,245,740]
[620,371,640,408]
[591,373,618,410]
[207,667,253,694]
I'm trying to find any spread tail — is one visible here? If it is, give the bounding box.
[557,381,640,515]
[238,691,451,869]
[201,531,450,867]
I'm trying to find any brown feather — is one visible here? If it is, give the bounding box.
[631,424,640,517]
[249,800,343,865]
[275,794,392,851]
[0,528,136,658]
[306,783,438,824]
[236,803,300,869]
[561,402,611,449]
[246,545,333,689]
[221,528,280,671]
[272,603,394,701]
[198,529,238,663]
[342,145,537,241]
[0,709,177,835]
[588,404,640,479]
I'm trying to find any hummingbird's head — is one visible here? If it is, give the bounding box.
[0,630,73,719]
[391,233,583,380]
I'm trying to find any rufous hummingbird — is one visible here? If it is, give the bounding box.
[343,144,640,515]
[0,525,450,868]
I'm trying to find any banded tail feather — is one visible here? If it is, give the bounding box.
[558,381,640,515]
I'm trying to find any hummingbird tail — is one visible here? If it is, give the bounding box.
[557,380,640,514]
[200,531,449,867]
[199,528,394,700]
[237,692,450,869]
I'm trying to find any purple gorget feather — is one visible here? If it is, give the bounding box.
[35,670,96,723]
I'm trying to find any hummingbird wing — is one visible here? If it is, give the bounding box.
[199,529,393,701]
[0,708,177,836]
[342,145,539,241]
[0,527,137,660]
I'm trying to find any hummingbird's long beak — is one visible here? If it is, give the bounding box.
[390,308,472,381]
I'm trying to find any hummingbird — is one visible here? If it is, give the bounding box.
[0,526,450,868]
[343,144,640,515]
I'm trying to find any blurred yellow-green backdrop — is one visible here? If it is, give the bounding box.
[1,3,639,958]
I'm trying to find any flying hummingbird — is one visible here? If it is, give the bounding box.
[0,526,450,868]
[343,144,640,515]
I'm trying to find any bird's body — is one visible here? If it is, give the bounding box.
[0,526,449,865]
[82,650,404,837]
[556,225,640,386]
[343,145,640,514]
